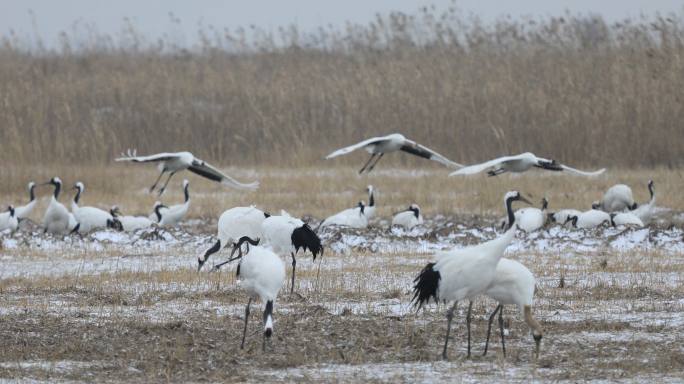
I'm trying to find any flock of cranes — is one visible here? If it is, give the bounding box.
[0,133,659,358]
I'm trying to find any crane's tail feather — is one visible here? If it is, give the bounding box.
[412,262,440,309]
[291,223,324,261]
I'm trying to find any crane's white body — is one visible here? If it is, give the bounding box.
[44,197,72,234]
[515,208,546,232]
[239,246,286,304]
[238,244,286,346]
[71,182,117,233]
[483,258,543,357]
[595,184,635,212]
[197,206,269,270]
[513,198,548,233]
[0,207,18,232]
[434,223,517,302]
[320,204,368,229]
[120,216,154,232]
[392,205,423,229]
[611,212,644,227]
[325,133,462,172]
[218,206,266,247]
[261,214,323,293]
[550,209,582,225]
[158,180,190,226]
[573,210,611,229]
[115,150,259,193]
[632,181,656,224]
[42,178,79,235]
[72,206,114,233]
[450,152,605,177]
[261,215,304,255]
[15,182,37,219]
[485,258,535,311]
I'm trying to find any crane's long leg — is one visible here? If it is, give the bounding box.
[499,305,506,358]
[262,329,267,352]
[157,171,177,196]
[149,170,166,193]
[366,152,385,173]
[290,252,297,294]
[442,301,458,360]
[241,298,252,349]
[315,257,322,291]
[487,168,507,177]
[483,304,502,356]
[359,153,378,174]
[466,301,473,358]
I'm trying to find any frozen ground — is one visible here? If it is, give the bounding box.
[0,213,683,382]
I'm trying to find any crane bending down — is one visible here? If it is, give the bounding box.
[261,214,323,294]
[115,150,259,195]
[481,258,543,359]
[226,236,286,352]
[325,133,462,174]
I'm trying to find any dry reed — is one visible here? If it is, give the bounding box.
[0,8,682,168]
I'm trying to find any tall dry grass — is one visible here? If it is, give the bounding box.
[0,8,683,169]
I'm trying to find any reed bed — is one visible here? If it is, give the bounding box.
[0,8,683,168]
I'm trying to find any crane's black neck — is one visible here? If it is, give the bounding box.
[183,184,190,203]
[263,300,274,324]
[505,196,516,230]
[74,187,82,204]
[236,236,260,248]
[648,181,654,200]
[263,300,274,338]
[358,202,365,214]
[53,182,61,199]
[29,185,35,202]
[368,190,374,207]
[541,198,548,211]
[8,206,15,217]
[411,207,419,218]
[154,205,166,222]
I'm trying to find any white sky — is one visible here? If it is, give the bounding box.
[1,0,682,48]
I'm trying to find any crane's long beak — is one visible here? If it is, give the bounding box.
[519,196,533,205]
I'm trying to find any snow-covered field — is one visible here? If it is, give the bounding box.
[0,213,683,382]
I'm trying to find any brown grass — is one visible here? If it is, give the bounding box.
[0,9,683,168]
[0,164,681,222]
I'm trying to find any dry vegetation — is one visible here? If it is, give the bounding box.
[0,165,682,221]
[1,7,683,168]
[1,5,684,383]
